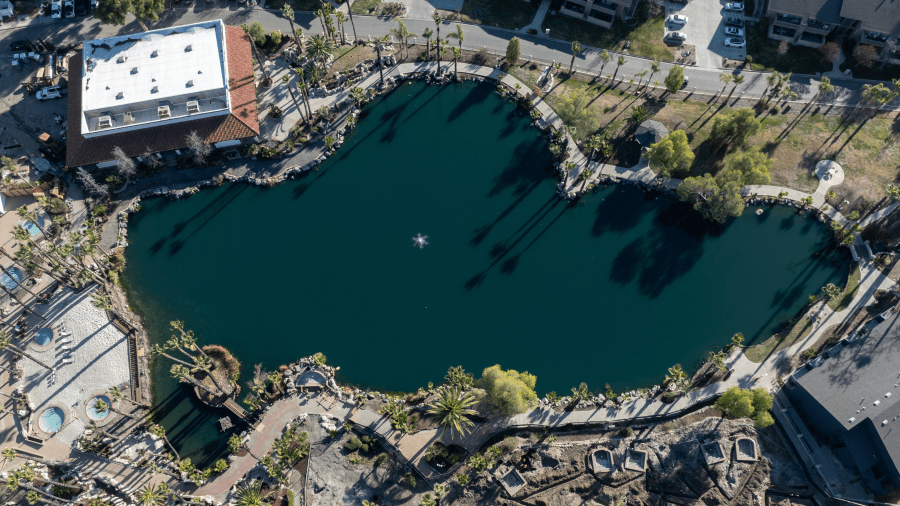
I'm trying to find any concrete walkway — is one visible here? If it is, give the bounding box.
[520,1,551,34]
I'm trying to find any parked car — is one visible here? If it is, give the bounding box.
[666,32,687,42]
[724,26,744,36]
[51,1,61,18]
[74,0,87,15]
[724,2,743,11]
[36,86,64,101]
[63,0,74,17]
[9,40,30,51]
[667,14,688,25]
[682,76,689,88]
[724,16,744,27]
[724,37,746,48]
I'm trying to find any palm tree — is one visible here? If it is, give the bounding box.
[0,331,51,371]
[170,364,220,398]
[433,13,442,66]
[707,351,727,373]
[578,167,593,193]
[629,105,649,124]
[665,364,689,390]
[585,134,603,162]
[568,41,583,76]
[108,385,147,408]
[764,71,782,105]
[305,34,335,65]
[137,483,167,506]
[346,1,358,41]
[391,19,415,59]
[451,47,461,80]
[373,35,390,84]
[170,322,231,395]
[634,70,648,90]
[294,68,314,120]
[718,72,732,96]
[887,183,900,201]
[0,262,39,300]
[267,371,283,395]
[314,8,330,40]
[235,480,268,506]
[335,12,348,45]
[612,56,626,83]
[646,58,661,93]
[426,387,478,438]
[323,5,337,44]
[420,494,436,506]
[726,75,744,102]
[822,283,842,300]
[422,28,433,61]
[448,24,464,52]
[281,5,299,47]
[597,49,611,80]
[241,24,271,86]
[1,447,16,464]
[281,75,306,129]
[349,87,366,108]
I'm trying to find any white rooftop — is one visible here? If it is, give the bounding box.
[80,20,231,135]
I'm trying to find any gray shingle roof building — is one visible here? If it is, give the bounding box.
[787,313,900,494]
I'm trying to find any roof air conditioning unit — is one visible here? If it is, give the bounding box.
[158,105,171,118]
[185,45,192,52]
[123,111,135,125]
[98,116,112,129]
[116,91,124,99]
[151,50,159,57]
[187,80,194,87]
[151,86,159,94]
[186,100,200,113]
[131,67,138,74]
[117,56,126,63]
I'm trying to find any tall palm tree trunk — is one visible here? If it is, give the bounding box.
[0,284,45,321]
[0,263,39,300]
[347,4,358,42]
[4,344,52,371]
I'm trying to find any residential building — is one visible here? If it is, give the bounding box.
[765,0,900,64]
[559,0,640,29]
[66,19,259,168]
[785,313,900,494]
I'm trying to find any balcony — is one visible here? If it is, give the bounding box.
[562,0,586,14]
[775,13,802,25]
[805,19,830,31]
[798,31,825,47]
[772,26,797,37]
[862,31,890,45]
[589,8,614,21]
[591,0,616,14]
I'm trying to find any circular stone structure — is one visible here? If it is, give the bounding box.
[0,266,23,293]
[85,395,112,422]
[33,328,54,348]
[38,406,65,433]
[815,160,844,191]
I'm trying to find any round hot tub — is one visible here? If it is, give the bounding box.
[33,328,54,347]
[38,406,65,433]
[86,395,112,421]
[0,266,23,293]
[23,215,45,237]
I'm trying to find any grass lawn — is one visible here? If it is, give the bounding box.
[508,64,900,205]
[746,22,831,75]
[745,316,813,363]
[827,264,861,312]
[326,44,376,76]
[458,0,539,30]
[265,0,320,11]
[541,2,672,61]
[350,0,380,15]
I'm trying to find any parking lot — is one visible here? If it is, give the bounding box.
[664,0,746,69]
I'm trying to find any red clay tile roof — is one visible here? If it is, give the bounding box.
[66,26,259,168]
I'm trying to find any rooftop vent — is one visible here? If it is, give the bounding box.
[151,50,159,57]
[875,400,881,406]
[116,91,124,100]
[849,417,856,423]
[98,116,112,129]
[186,100,200,113]
[888,392,893,398]
[151,86,159,94]
[158,105,171,118]
[187,80,194,87]
[131,67,138,74]
[884,420,890,426]
[117,56,126,63]
[185,44,192,52]
[123,111,134,125]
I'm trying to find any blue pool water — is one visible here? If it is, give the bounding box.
[0,266,22,292]
[24,216,45,236]
[38,407,64,433]
[86,395,111,421]
[34,328,53,346]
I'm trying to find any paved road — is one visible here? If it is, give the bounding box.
[1,7,897,110]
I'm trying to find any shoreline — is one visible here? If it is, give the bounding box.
[102,71,861,415]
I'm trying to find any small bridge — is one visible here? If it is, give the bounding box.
[222,398,253,424]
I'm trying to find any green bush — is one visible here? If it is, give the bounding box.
[715,387,774,428]
[618,427,633,437]
[477,364,538,416]
[344,435,376,453]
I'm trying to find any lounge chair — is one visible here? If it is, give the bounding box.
[57,338,71,345]
[59,331,71,337]
[61,358,73,365]
[57,345,71,352]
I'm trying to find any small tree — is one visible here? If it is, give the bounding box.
[731,332,744,346]
[818,41,841,63]
[663,65,684,96]
[111,146,136,185]
[506,37,520,66]
[141,146,161,170]
[777,40,790,59]
[710,108,761,146]
[477,364,537,415]
[185,131,211,166]
[644,130,694,178]
[568,41,583,76]
[76,171,109,199]
[714,386,774,428]
[853,44,878,68]
[822,283,842,300]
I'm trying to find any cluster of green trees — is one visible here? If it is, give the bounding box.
[477,364,538,416]
[715,386,774,428]
[152,321,236,402]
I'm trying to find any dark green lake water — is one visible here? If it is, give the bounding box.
[122,81,848,465]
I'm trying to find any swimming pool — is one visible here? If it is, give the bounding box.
[86,395,111,421]
[23,215,45,236]
[0,266,22,292]
[38,407,64,433]
[34,328,53,346]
